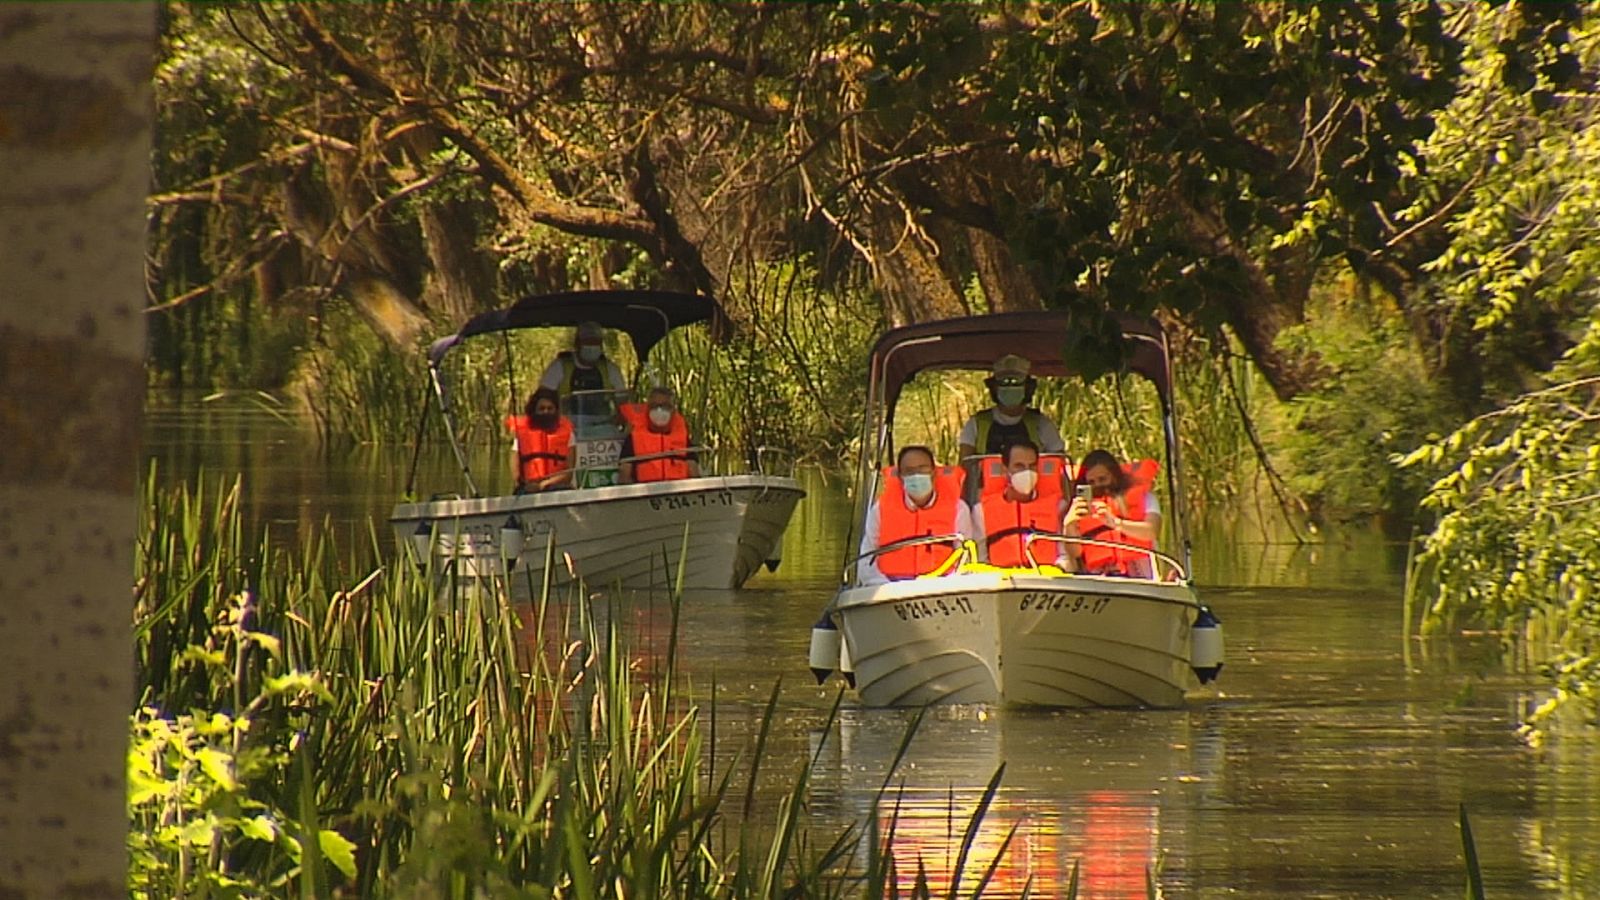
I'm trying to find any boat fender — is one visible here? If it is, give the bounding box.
[839,630,856,689]
[1190,607,1224,684]
[808,614,840,684]
[500,515,526,567]
[766,536,784,572]
[409,520,434,566]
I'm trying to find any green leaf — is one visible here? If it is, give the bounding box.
[318,829,358,880]
[127,771,169,807]
[197,747,238,791]
[241,815,277,843]
[181,816,217,847]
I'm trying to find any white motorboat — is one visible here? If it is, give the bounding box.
[392,290,804,592]
[809,312,1222,707]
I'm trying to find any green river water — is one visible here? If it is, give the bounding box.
[145,397,1600,898]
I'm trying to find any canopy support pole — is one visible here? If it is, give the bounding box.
[432,362,480,498]
[403,380,432,498]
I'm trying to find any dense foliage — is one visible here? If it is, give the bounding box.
[147,3,1600,724]
[1399,11,1600,729]
[135,477,1046,896]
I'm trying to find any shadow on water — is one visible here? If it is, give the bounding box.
[145,397,1600,898]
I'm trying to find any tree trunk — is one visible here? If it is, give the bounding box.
[861,197,968,327]
[0,3,154,897]
[1178,197,1328,401]
[964,225,1042,313]
[280,162,429,345]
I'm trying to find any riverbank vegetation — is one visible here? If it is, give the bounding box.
[137,475,1071,895]
[148,5,1598,720]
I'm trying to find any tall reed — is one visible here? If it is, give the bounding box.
[131,474,1027,897]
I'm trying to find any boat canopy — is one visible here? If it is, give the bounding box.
[869,311,1172,420]
[427,290,727,367]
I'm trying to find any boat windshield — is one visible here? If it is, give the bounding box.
[565,388,628,488]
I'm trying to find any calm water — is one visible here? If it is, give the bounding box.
[145,397,1600,898]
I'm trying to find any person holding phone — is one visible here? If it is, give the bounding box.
[1064,448,1162,578]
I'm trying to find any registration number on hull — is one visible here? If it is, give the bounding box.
[893,596,975,621]
[649,490,734,511]
[1019,592,1111,615]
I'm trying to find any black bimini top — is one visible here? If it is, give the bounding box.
[427,290,726,367]
[870,310,1173,419]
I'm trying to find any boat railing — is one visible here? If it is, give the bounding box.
[613,446,712,467]
[846,533,976,580]
[751,445,795,478]
[1023,533,1189,582]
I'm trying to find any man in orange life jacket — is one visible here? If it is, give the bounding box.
[618,387,701,484]
[971,439,1068,568]
[1063,447,1162,578]
[506,386,575,491]
[956,354,1066,460]
[857,445,975,586]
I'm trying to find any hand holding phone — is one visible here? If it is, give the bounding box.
[1075,484,1093,504]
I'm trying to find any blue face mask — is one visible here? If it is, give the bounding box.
[996,385,1026,407]
[901,472,934,500]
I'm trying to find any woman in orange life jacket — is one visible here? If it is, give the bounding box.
[857,445,976,586]
[1063,447,1162,578]
[971,439,1068,568]
[505,386,575,492]
[618,386,701,484]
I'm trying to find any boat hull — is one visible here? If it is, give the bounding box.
[391,475,804,592]
[832,573,1204,708]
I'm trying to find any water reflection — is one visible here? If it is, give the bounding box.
[145,398,1600,898]
[806,706,1207,898]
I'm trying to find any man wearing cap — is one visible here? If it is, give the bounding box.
[538,320,628,400]
[544,318,630,419]
[956,354,1065,460]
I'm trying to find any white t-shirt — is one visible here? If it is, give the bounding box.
[857,493,976,586]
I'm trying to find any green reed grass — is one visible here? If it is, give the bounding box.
[1460,804,1486,900]
[131,473,1034,897]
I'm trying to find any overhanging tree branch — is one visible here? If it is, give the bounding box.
[285,5,658,246]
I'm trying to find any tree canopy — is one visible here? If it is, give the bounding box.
[150,2,1588,405]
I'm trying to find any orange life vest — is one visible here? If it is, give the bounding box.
[505,414,573,486]
[1077,458,1159,575]
[979,456,1065,568]
[875,465,966,579]
[618,403,693,482]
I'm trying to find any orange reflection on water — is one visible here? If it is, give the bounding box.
[878,788,1157,899]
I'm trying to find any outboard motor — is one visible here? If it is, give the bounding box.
[808,614,841,684]
[1190,607,1224,684]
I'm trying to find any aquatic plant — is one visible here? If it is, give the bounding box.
[132,475,1035,896]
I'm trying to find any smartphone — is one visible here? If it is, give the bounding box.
[1075,484,1093,504]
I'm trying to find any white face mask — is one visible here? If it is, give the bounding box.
[648,406,673,428]
[1009,469,1038,495]
[996,386,1027,408]
[577,344,603,365]
[901,472,934,502]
